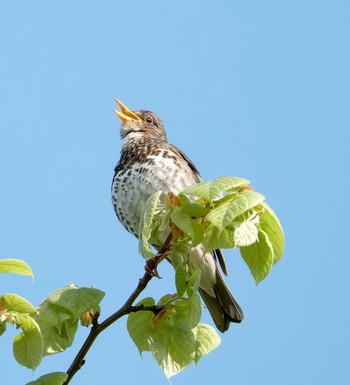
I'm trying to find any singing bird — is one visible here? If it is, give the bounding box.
[111,100,243,332]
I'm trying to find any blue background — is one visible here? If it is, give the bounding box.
[1,1,349,384]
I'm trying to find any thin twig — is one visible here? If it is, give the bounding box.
[63,232,173,385]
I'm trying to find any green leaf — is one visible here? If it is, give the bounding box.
[240,230,274,284]
[33,285,102,356]
[0,321,7,336]
[174,295,202,330]
[171,207,204,246]
[175,265,187,297]
[259,203,284,264]
[206,191,265,231]
[46,286,105,317]
[149,319,175,376]
[202,225,235,252]
[194,323,221,364]
[13,314,43,369]
[26,372,68,385]
[168,328,196,373]
[139,190,163,259]
[186,268,201,296]
[36,301,73,330]
[0,258,33,278]
[233,214,259,247]
[127,297,155,355]
[38,317,78,355]
[177,193,209,217]
[183,176,250,201]
[0,294,36,316]
[157,294,175,306]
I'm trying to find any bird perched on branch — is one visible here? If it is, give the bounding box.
[111,99,243,332]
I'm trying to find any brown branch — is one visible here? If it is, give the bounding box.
[63,232,173,385]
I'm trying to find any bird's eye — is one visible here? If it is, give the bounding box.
[145,116,153,123]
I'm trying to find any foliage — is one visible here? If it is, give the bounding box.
[1,176,284,383]
[0,258,105,384]
[132,176,284,376]
[127,269,220,377]
[139,176,284,284]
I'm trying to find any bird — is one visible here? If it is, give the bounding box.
[111,99,243,332]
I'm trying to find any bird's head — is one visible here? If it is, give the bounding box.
[113,99,167,142]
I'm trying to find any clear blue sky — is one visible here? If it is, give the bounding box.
[1,1,349,384]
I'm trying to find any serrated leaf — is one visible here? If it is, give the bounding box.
[26,372,68,385]
[139,190,163,259]
[233,219,259,247]
[127,297,155,355]
[13,314,43,369]
[46,286,104,317]
[183,176,250,201]
[0,258,33,277]
[194,323,221,364]
[206,191,265,230]
[0,294,36,315]
[202,225,235,252]
[215,176,251,191]
[259,203,284,264]
[240,230,274,284]
[171,207,204,246]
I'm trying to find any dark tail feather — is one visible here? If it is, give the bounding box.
[199,269,244,333]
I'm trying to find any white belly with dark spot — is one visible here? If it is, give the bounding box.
[112,152,198,236]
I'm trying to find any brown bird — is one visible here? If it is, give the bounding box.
[111,99,243,332]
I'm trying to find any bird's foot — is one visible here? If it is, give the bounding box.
[145,258,162,278]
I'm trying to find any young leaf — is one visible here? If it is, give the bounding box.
[36,301,73,330]
[206,191,265,231]
[183,176,250,201]
[171,207,204,246]
[25,372,68,385]
[149,320,176,376]
[167,328,196,373]
[13,314,43,369]
[46,286,105,318]
[194,323,221,364]
[177,193,209,217]
[233,216,259,247]
[0,321,7,336]
[38,317,78,355]
[138,190,163,259]
[259,203,284,264]
[0,294,36,316]
[127,297,155,355]
[0,258,33,278]
[202,225,235,252]
[174,295,202,330]
[175,264,187,297]
[240,230,274,284]
[186,268,201,296]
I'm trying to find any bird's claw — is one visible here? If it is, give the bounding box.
[145,258,162,278]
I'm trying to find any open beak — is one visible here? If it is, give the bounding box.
[113,99,141,123]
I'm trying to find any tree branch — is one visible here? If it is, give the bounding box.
[63,232,173,385]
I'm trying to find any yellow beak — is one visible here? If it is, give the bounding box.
[113,99,141,123]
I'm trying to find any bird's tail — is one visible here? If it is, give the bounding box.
[199,268,244,333]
